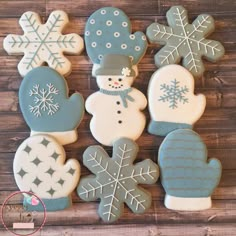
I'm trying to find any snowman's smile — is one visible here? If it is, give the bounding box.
[109,82,124,89]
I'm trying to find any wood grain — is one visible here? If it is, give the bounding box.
[0,0,235,235]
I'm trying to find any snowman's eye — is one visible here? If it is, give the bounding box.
[118,78,122,82]
[108,78,112,81]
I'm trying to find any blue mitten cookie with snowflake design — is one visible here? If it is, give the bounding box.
[77,137,159,222]
[3,10,84,76]
[85,7,147,76]
[148,64,206,136]
[19,67,84,145]
[146,6,225,78]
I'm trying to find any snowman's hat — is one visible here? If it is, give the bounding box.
[95,54,135,77]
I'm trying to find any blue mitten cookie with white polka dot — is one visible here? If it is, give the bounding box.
[85,7,147,76]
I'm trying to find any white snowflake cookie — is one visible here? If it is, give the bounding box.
[77,138,159,222]
[3,10,84,76]
[148,64,206,136]
[13,135,80,211]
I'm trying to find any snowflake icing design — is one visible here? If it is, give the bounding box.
[147,6,225,77]
[3,11,83,76]
[29,83,59,117]
[158,79,189,109]
[77,138,159,222]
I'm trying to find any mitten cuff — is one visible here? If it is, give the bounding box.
[23,195,72,212]
[148,120,192,136]
[164,194,211,211]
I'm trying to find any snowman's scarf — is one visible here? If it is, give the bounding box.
[100,88,135,108]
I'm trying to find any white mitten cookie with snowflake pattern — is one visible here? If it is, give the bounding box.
[148,64,206,136]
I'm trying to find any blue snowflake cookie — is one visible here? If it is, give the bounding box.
[19,67,84,145]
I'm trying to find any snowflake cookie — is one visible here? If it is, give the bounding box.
[159,129,222,210]
[19,67,84,145]
[146,6,225,78]
[148,64,206,136]
[14,134,80,211]
[85,7,147,76]
[77,138,159,222]
[3,10,84,76]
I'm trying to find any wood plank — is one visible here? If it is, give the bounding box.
[1,223,235,236]
[0,129,235,153]
[1,200,236,227]
[0,1,45,18]
[0,108,235,132]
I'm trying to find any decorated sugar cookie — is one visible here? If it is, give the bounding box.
[19,67,84,145]
[146,6,225,78]
[158,129,222,211]
[86,54,147,146]
[148,64,206,136]
[13,135,80,211]
[85,7,147,76]
[3,10,84,76]
[77,138,159,222]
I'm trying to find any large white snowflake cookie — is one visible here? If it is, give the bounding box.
[13,134,80,211]
[146,6,225,78]
[3,10,84,76]
[77,138,159,222]
[148,64,206,136]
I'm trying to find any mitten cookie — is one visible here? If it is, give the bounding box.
[86,54,147,146]
[77,138,159,222]
[159,129,222,211]
[85,7,147,76]
[148,64,206,136]
[13,135,80,211]
[146,6,225,78]
[3,10,84,76]
[19,67,84,145]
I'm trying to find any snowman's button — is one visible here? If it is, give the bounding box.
[116,101,120,105]
[118,120,122,124]
[117,110,121,114]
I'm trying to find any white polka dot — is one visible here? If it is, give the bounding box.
[101,9,106,15]
[90,19,95,24]
[117,186,120,189]
[108,178,111,181]
[111,184,114,187]
[114,10,119,16]
[114,32,120,38]
[121,44,127,49]
[91,42,97,48]
[113,173,116,176]
[122,22,128,27]
[98,54,103,60]
[106,20,112,26]
[106,43,112,48]
[142,35,146,41]
[122,181,125,184]
[85,31,90,36]
[129,34,135,40]
[96,30,102,36]
[129,56,134,61]
[135,46,140,51]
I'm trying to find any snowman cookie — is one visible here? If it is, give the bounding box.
[85,7,147,76]
[13,135,80,211]
[86,54,147,146]
[3,10,84,76]
[159,129,222,210]
[19,67,84,145]
[148,64,206,136]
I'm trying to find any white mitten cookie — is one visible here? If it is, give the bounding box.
[13,135,80,211]
[148,64,206,136]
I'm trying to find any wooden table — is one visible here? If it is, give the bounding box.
[0,1,235,235]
